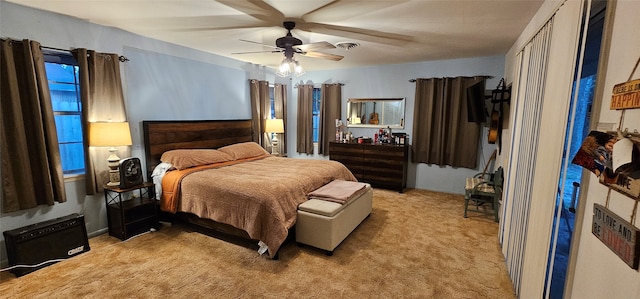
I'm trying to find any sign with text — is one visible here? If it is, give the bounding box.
[600,170,640,199]
[592,204,640,269]
[610,79,640,110]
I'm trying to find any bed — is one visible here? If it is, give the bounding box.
[142,120,356,259]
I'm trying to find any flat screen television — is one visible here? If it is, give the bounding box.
[466,80,487,123]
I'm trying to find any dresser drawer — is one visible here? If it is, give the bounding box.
[329,142,408,192]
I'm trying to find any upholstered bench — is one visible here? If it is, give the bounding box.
[296,183,373,255]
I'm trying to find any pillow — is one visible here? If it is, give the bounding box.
[218,142,270,160]
[160,149,233,170]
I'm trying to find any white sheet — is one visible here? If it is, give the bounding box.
[151,162,173,199]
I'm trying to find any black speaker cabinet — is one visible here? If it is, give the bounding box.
[3,213,90,277]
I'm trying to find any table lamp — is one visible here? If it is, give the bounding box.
[89,122,133,186]
[265,118,285,155]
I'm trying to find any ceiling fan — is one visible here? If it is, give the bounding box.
[232,21,344,62]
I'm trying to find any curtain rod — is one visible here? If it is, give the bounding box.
[41,45,70,53]
[40,45,129,62]
[409,75,494,82]
[294,83,345,88]
[3,39,128,61]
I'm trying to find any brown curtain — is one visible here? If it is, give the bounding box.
[249,79,270,149]
[74,49,129,194]
[319,84,342,155]
[411,77,481,168]
[296,84,314,154]
[0,39,66,212]
[273,83,287,155]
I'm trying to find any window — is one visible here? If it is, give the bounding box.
[312,88,321,142]
[268,86,276,141]
[44,52,85,175]
[269,86,275,118]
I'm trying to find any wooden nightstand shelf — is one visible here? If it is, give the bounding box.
[103,182,159,240]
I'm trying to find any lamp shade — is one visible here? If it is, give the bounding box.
[265,119,285,133]
[89,122,133,147]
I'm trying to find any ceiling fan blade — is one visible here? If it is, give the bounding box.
[295,41,335,52]
[301,51,344,61]
[217,0,283,24]
[300,22,414,46]
[239,39,281,50]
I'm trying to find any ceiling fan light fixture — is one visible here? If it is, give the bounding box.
[276,57,305,77]
[276,58,292,77]
[294,60,305,76]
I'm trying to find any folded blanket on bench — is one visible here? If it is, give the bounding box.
[308,180,369,205]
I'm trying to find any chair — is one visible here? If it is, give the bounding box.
[464,166,503,222]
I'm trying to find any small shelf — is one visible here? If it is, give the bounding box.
[110,196,155,210]
[104,183,159,240]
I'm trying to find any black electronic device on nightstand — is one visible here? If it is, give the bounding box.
[119,157,143,189]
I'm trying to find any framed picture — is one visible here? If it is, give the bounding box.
[571,130,616,177]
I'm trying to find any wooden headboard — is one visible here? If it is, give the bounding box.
[142,120,253,180]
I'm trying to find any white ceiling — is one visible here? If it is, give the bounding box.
[8,0,544,71]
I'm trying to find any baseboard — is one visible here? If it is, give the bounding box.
[88,228,109,238]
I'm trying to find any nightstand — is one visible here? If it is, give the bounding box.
[103,182,159,240]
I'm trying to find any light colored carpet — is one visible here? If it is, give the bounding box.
[0,188,514,298]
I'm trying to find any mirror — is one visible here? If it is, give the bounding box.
[347,98,405,128]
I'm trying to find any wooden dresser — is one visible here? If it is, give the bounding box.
[329,142,408,192]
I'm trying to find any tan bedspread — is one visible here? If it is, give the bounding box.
[161,156,356,257]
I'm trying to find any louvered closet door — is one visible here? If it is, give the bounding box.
[499,0,585,298]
